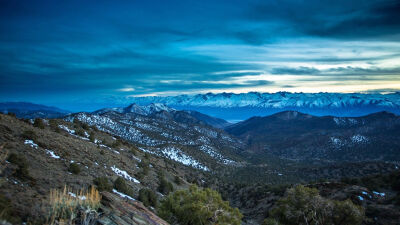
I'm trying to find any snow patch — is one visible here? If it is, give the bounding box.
[351,134,368,143]
[59,125,75,134]
[46,150,60,159]
[161,146,209,171]
[111,165,140,183]
[24,140,38,149]
[373,191,385,197]
[113,189,135,201]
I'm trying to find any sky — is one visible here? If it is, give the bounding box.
[0,0,400,109]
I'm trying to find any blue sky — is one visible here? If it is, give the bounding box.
[1,0,400,109]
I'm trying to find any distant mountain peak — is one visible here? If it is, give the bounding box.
[95,103,175,116]
[270,111,313,120]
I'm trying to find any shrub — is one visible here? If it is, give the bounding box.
[158,177,174,195]
[113,177,134,197]
[93,177,113,192]
[174,176,182,185]
[91,125,98,132]
[49,119,58,129]
[48,185,101,224]
[266,185,364,225]
[112,139,123,148]
[139,160,150,175]
[158,185,242,225]
[89,132,95,142]
[332,199,365,225]
[138,188,158,207]
[130,147,138,155]
[33,118,45,129]
[68,163,81,175]
[7,112,16,117]
[75,128,85,137]
[81,123,89,130]
[7,153,33,181]
[21,130,37,141]
[263,218,279,225]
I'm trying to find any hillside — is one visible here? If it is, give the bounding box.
[69,104,244,170]
[1,111,400,224]
[226,111,400,162]
[0,113,207,223]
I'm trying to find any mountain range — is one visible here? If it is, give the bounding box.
[123,92,400,121]
[0,102,69,119]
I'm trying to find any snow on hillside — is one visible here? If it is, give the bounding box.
[66,108,240,171]
[160,147,209,171]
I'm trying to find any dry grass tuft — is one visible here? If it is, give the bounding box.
[48,185,101,225]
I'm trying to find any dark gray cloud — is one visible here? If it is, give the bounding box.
[271,67,320,75]
[245,0,400,40]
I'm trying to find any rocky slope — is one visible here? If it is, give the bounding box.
[68,104,244,171]
[226,111,400,162]
[0,113,204,224]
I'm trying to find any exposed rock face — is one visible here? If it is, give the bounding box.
[98,192,169,225]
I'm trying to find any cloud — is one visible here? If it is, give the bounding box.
[271,67,320,75]
[0,0,399,110]
[118,87,135,92]
[245,0,400,40]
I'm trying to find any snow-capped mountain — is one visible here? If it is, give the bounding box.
[124,92,400,121]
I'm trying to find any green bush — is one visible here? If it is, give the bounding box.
[263,218,280,225]
[112,139,123,148]
[33,118,45,129]
[75,128,85,137]
[68,163,81,175]
[7,153,33,181]
[114,177,134,197]
[266,185,364,225]
[158,177,174,195]
[49,120,61,133]
[89,132,95,142]
[130,147,138,155]
[139,160,150,175]
[81,122,89,130]
[158,185,242,225]
[174,176,182,185]
[138,188,158,207]
[21,130,37,141]
[93,177,113,192]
